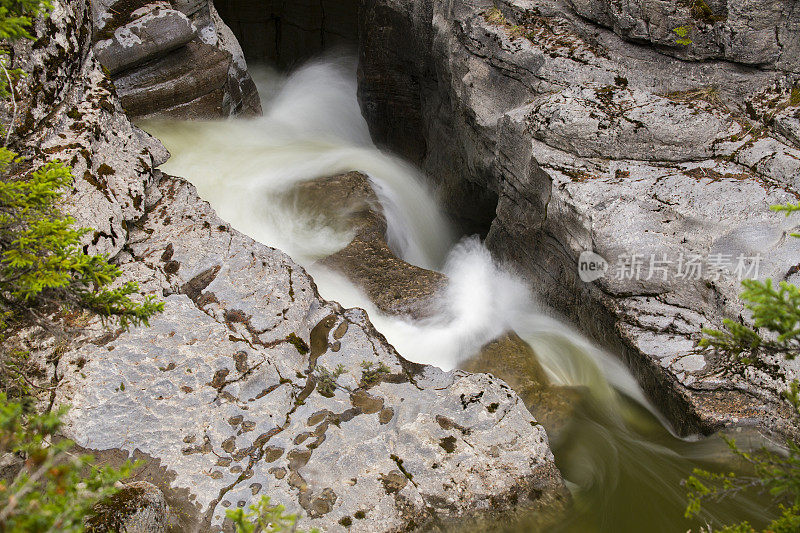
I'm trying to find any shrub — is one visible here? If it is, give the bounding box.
[0,393,136,532]
[0,149,163,335]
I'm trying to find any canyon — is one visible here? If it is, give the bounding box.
[4,0,800,531]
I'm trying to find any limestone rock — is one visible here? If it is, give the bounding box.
[463,333,581,436]
[288,171,446,318]
[10,0,168,258]
[7,5,570,529]
[55,175,568,531]
[90,0,261,119]
[94,6,196,75]
[527,85,736,162]
[567,0,799,72]
[113,40,233,119]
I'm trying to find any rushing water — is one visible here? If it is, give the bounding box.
[142,56,774,532]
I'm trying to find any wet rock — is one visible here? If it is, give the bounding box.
[463,333,581,436]
[296,172,579,438]
[7,3,569,531]
[290,171,447,318]
[214,0,359,68]
[113,40,232,119]
[52,175,567,531]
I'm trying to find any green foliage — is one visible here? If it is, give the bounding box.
[0,148,163,333]
[699,278,800,385]
[0,393,136,532]
[360,360,390,386]
[484,7,506,26]
[226,496,319,533]
[685,437,800,532]
[315,364,346,397]
[0,0,50,41]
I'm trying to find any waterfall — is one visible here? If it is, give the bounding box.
[142,54,771,532]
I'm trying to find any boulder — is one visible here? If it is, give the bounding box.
[113,40,233,119]
[86,482,170,533]
[287,171,446,318]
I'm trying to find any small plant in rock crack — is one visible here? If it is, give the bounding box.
[315,364,346,397]
[227,495,319,533]
[360,361,390,387]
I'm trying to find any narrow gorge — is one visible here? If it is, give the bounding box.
[1,1,799,532]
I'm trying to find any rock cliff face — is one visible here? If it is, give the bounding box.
[214,0,359,68]
[358,0,800,437]
[7,1,568,531]
[90,0,261,118]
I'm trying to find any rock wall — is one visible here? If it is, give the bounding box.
[568,0,800,72]
[358,0,800,438]
[7,1,568,531]
[214,0,359,68]
[90,0,261,119]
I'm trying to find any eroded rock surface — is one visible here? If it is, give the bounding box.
[90,0,261,118]
[56,175,567,531]
[359,0,800,437]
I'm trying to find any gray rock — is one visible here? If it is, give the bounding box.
[11,0,168,258]
[527,85,737,161]
[567,0,798,71]
[90,0,261,119]
[95,7,197,75]
[113,40,233,119]
[358,0,800,438]
[774,105,800,149]
[215,0,360,68]
[56,175,568,531]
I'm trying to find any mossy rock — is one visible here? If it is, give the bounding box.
[85,481,169,533]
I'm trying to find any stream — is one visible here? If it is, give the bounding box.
[142,56,773,532]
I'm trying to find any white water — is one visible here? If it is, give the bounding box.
[142,55,771,532]
[146,57,645,403]
[146,57,453,271]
